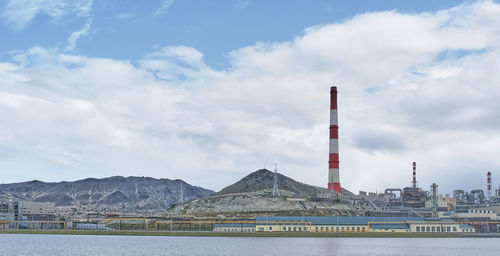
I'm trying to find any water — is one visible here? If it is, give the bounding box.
[0,234,499,256]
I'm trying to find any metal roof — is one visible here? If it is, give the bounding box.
[370,223,410,229]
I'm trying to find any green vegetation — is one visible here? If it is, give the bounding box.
[0,230,463,238]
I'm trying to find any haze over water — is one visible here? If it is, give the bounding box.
[0,234,499,256]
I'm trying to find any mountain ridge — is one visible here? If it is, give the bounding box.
[0,176,214,212]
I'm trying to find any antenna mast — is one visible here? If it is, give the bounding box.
[180,181,184,204]
[273,163,280,197]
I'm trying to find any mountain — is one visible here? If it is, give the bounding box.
[0,176,214,212]
[168,169,360,217]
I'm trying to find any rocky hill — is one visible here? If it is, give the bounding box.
[0,176,213,212]
[167,169,360,217]
[216,169,327,197]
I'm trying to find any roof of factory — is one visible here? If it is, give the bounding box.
[369,223,410,229]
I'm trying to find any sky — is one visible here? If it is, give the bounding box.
[1,0,500,196]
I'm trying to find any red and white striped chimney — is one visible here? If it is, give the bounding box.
[328,86,341,193]
[487,171,492,199]
[412,162,417,188]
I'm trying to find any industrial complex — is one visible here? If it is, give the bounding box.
[1,86,500,234]
[209,86,500,234]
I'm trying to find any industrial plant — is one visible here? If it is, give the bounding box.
[1,86,499,234]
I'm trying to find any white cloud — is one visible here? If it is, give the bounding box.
[0,0,94,52]
[110,13,135,20]
[1,1,500,195]
[154,0,176,16]
[0,0,93,31]
[146,46,205,67]
[66,18,92,51]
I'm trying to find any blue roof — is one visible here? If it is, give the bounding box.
[439,219,453,222]
[370,223,409,229]
[255,216,425,225]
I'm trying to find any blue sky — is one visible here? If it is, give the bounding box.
[0,0,466,67]
[1,0,500,195]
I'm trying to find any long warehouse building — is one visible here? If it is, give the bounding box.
[253,216,474,233]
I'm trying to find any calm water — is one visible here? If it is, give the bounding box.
[0,234,499,256]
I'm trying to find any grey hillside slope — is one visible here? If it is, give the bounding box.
[0,176,214,210]
[216,169,339,197]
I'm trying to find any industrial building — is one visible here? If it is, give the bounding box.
[212,223,256,232]
[323,87,498,233]
[357,163,500,221]
[254,216,474,233]
[0,197,57,221]
[21,201,57,221]
[0,198,20,220]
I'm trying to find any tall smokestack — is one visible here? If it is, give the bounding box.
[328,86,341,193]
[412,162,417,188]
[487,171,492,200]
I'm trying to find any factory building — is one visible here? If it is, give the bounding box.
[0,197,21,221]
[0,197,56,221]
[254,216,474,233]
[425,199,449,211]
[452,208,498,220]
[213,223,256,232]
[21,201,57,221]
[409,219,474,233]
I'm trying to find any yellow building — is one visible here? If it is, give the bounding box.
[213,223,255,232]
[255,216,475,233]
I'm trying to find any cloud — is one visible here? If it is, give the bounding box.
[66,18,92,51]
[1,1,500,195]
[154,0,175,16]
[146,46,205,67]
[0,0,92,31]
[234,1,251,9]
[110,13,135,20]
[0,0,94,52]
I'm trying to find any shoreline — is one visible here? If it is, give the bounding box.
[0,230,474,238]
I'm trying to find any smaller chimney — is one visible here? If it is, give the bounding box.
[487,171,492,200]
[412,162,417,188]
[431,183,438,218]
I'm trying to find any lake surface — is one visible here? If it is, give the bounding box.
[0,234,499,256]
